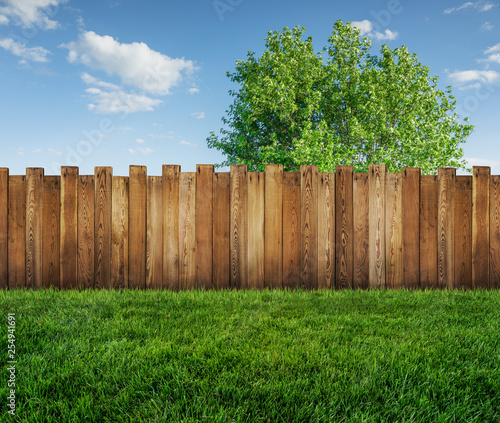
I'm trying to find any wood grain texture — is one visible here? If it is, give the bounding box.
[179,172,196,289]
[196,165,214,289]
[369,164,386,289]
[111,176,128,289]
[301,165,318,289]
[318,173,335,289]
[147,176,163,289]
[94,167,112,289]
[42,176,60,288]
[385,173,403,289]
[162,165,180,290]
[282,172,301,290]
[353,173,369,289]
[248,172,265,289]
[455,176,472,290]
[230,165,248,289]
[402,168,420,289]
[60,166,78,289]
[129,166,147,289]
[213,172,230,289]
[472,166,490,288]
[491,175,500,289]
[265,165,283,288]
[8,176,25,288]
[0,169,7,289]
[420,175,438,288]
[78,175,94,289]
[26,168,44,288]
[437,168,456,289]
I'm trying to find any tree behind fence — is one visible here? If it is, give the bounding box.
[0,164,499,290]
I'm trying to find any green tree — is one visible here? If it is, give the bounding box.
[207,20,473,174]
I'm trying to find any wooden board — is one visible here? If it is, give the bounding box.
[94,167,112,289]
[60,166,78,289]
[8,176,25,288]
[264,165,283,288]
[195,165,214,289]
[179,172,196,289]
[402,168,420,288]
[230,165,248,289]
[301,165,318,289]
[455,176,472,290]
[213,172,230,289]
[147,176,163,289]
[318,173,335,289]
[42,176,60,288]
[26,168,44,289]
[129,166,147,289]
[385,173,403,289]
[162,165,180,290]
[369,164,386,289]
[111,176,128,289]
[336,166,354,289]
[0,169,7,289]
[248,172,265,289]
[472,166,490,288]
[353,173,369,289]
[283,172,301,289]
[78,175,94,289]
[437,168,455,289]
[491,175,500,289]
[420,175,438,288]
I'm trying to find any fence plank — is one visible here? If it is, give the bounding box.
[472,166,490,288]
[248,172,265,289]
[455,176,472,290]
[213,172,230,289]
[129,166,147,289]
[60,166,78,289]
[385,173,403,289]
[94,167,112,289]
[8,176,25,288]
[179,172,196,289]
[353,173,369,289]
[163,165,180,290]
[78,176,94,289]
[26,168,44,289]
[196,165,214,289]
[265,165,283,288]
[402,168,420,288]
[336,166,354,289]
[420,175,438,288]
[111,176,128,289]
[147,176,163,289]
[301,165,318,289]
[283,172,301,290]
[438,168,456,289]
[491,175,500,289]
[369,164,386,289]
[318,173,335,289]
[230,165,248,289]
[42,176,60,289]
[0,169,7,289]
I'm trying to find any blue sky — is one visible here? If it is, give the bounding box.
[0,0,499,176]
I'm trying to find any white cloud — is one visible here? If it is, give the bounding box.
[61,31,197,95]
[444,2,474,13]
[444,1,496,13]
[0,0,67,29]
[135,138,145,144]
[138,147,154,155]
[16,147,24,156]
[351,20,398,41]
[482,22,494,30]
[485,53,500,64]
[148,133,168,139]
[352,20,373,36]
[449,69,500,84]
[128,148,136,154]
[190,111,205,119]
[374,29,398,41]
[0,14,9,25]
[188,87,200,94]
[479,3,496,11]
[85,88,163,114]
[31,149,42,153]
[0,38,50,62]
[48,148,63,155]
[485,43,500,54]
[180,140,196,147]
[81,72,120,90]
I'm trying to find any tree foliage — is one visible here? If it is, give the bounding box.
[207,20,474,174]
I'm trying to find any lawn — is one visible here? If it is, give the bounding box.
[1,288,500,422]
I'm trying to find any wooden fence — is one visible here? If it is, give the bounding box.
[0,164,499,290]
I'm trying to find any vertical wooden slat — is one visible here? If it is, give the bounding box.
[8,176,25,288]
[248,172,265,289]
[147,176,163,289]
[491,175,500,289]
[402,168,420,289]
[42,176,60,289]
[162,165,180,290]
[455,176,472,290]
[420,175,438,288]
[230,165,248,289]
[283,172,301,290]
[437,168,456,289]
[196,165,214,289]
[60,166,78,289]
[179,172,196,289]
[265,165,283,288]
[318,173,335,289]
[26,168,44,289]
[301,165,318,289]
[369,164,386,289]
[213,172,230,289]
[129,166,147,289]
[353,173,369,289]
[0,168,8,289]
[78,175,94,289]
[94,167,112,289]
[472,166,490,288]
[385,173,403,289]
[111,176,128,289]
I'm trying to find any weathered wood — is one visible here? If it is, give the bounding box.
[129,166,147,289]
[147,176,163,289]
[94,167,112,289]
[301,165,318,289]
[230,165,248,289]
[162,165,180,290]
[386,173,403,289]
[472,166,490,288]
[78,175,94,289]
[402,168,420,289]
[420,175,438,288]
[196,165,214,289]
[8,176,25,288]
[111,176,128,289]
[42,176,60,288]
[353,173,369,289]
[265,165,283,288]
[213,172,230,289]
[491,175,500,289]
[179,172,196,289]
[455,176,472,290]
[26,168,44,289]
[437,168,456,289]
[248,172,265,289]
[336,166,354,289]
[60,166,78,289]
[318,173,335,289]
[0,169,8,289]
[283,172,301,290]
[369,164,386,289]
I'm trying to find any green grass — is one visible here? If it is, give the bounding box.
[1,288,500,422]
